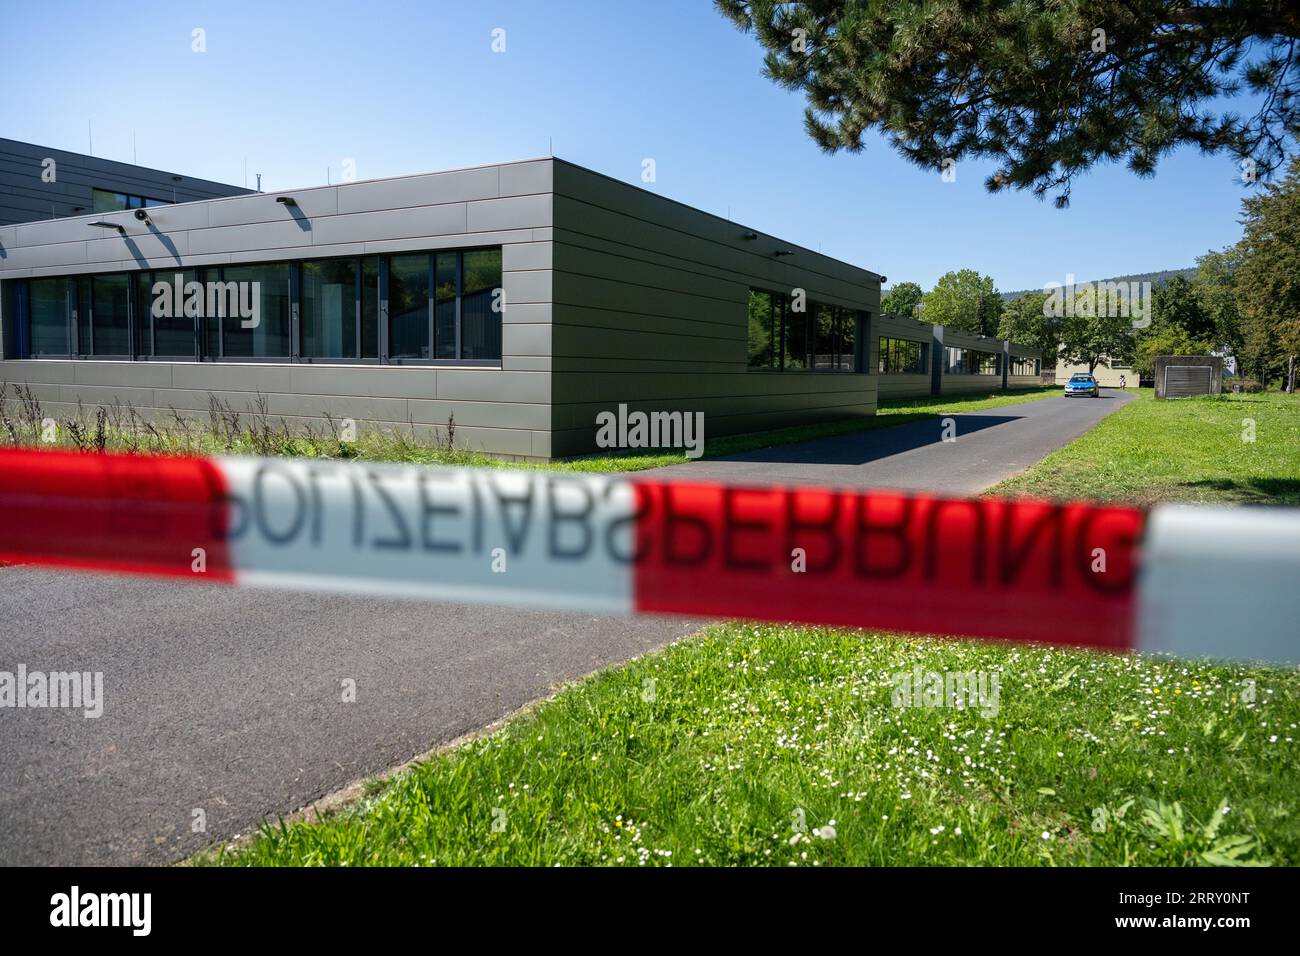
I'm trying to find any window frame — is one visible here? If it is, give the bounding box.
[746,287,863,373]
[5,247,505,368]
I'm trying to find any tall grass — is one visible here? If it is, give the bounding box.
[0,382,492,466]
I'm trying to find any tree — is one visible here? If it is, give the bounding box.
[920,270,1002,335]
[881,281,923,319]
[997,291,1059,362]
[716,1,1300,206]
[1133,326,1215,379]
[1058,290,1135,374]
[1235,155,1300,391]
[1192,246,1243,360]
[1151,275,1215,341]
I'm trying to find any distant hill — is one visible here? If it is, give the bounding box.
[999,267,1197,302]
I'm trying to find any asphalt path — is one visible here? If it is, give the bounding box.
[653,389,1135,491]
[0,389,1133,864]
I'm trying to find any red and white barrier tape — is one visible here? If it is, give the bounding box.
[0,448,1296,664]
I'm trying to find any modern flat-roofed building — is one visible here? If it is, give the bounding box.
[1,154,1041,460]
[0,137,252,226]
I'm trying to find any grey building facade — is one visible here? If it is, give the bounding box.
[0,154,1039,460]
[0,137,251,226]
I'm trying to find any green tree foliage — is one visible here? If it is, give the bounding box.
[881,280,923,319]
[920,270,1002,335]
[716,1,1300,206]
[997,291,1059,362]
[1133,326,1215,378]
[1193,246,1243,357]
[1151,275,1215,341]
[1058,290,1135,374]
[1234,155,1300,389]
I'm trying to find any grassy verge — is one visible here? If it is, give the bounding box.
[0,382,1055,474]
[992,390,1300,506]
[877,384,1059,416]
[208,622,1299,867]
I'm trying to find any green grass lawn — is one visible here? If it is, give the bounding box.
[195,385,1300,867]
[877,384,1059,416]
[993,390,1300,506]
[1,381,1055,474]
[210,622,1299,867]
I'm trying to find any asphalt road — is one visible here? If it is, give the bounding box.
[654,389,1135,491]
[0,389,1132,865]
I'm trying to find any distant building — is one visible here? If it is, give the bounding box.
[1056,356,1132,388]
[0,137,250,226]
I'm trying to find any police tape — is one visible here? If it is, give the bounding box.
[0,448,1297,665]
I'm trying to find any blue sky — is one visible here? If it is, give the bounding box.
[0,0,1265,292]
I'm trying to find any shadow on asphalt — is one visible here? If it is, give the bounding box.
[711,413,1023,466]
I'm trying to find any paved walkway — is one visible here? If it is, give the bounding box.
[653,390,1135,493]
[0,390,1132,864]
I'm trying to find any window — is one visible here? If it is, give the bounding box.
[388,255,431,360]
[90,275,131,355]
[29,278,70,355]
[361,259,380,359]
[747,290,776,368]
[813,303,837,370]
[747,288,859,371]
[878,337,927,374]
[301,259,359,360]
[832,307,857,371]
[1009,356,1039,376]
[945,347,999,374]
[8,247,502,366]
[434,252,458,360]
[460,249,502,361]
[93,188,171,213]
[136,270,199,358]
[219,264,291,359]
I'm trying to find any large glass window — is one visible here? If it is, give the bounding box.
[90,275,131,355]
[748,288,858,372]
[219,264,291,359]
[833,307,857,372]
[746,290,775,368]
[879,337,927,374]
[389,254,431,360]
[434,252,458,360]
[362,258,380,359]
[93,188,170,213]
[10,247,501,366]
[29,279,70,355]
[301,259,358,360]
[945,347,999,375]
[783,299,810,370]
[813,304,837,370]
[461,249,502,361]
[1009,356,1039,376]
[139,269,200,358]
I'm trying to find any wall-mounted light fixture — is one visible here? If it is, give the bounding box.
[276,196,298,207]
[88,221,125,234]
[133,209,151,226]
[879,275,888,284]
[741,231,758,240]
[773,249,795,257]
